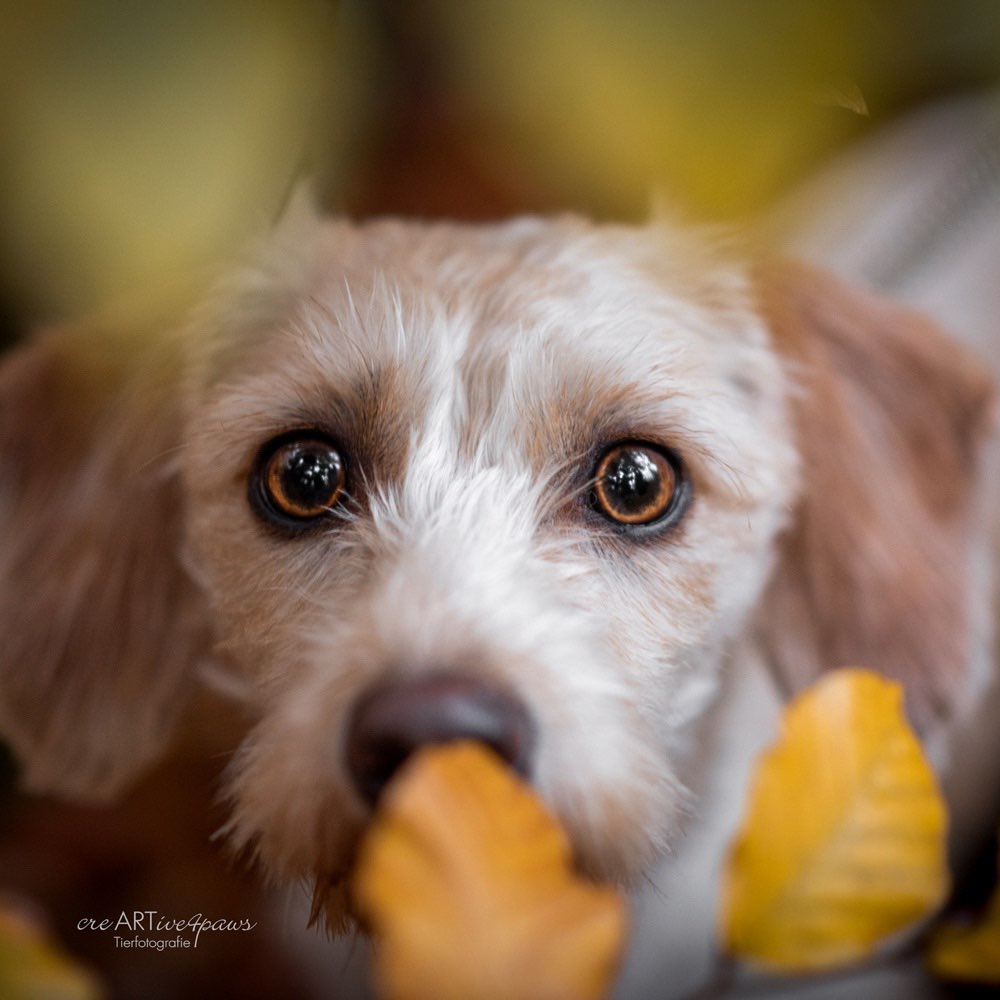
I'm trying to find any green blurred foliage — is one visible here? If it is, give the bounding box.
[0,902,104,1000]
[0,0,997,321]
[420,0,1000,219]
[0,0,359,318]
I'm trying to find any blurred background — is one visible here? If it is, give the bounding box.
[1,0,999,343]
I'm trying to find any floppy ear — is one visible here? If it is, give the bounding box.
[0,324,210,801]
[756,260,996,732]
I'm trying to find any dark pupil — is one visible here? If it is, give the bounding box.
[282,445,341,511]
[602,449,661,514]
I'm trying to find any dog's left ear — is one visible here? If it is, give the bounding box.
[0,323,211,801]
[756,260,996,732]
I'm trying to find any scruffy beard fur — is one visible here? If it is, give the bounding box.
[0,198,993,935]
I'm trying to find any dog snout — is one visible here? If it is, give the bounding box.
[344,675,535,806]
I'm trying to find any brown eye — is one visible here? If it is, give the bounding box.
[252,433,346,527]
[592,442,686,527]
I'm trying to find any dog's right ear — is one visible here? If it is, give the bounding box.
[0,323,210,801]
[755,261,996,733]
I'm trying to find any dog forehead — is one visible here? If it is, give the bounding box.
[198,213,762,377]
[320,217,777,465]
[327,214,752,345]
[192,215,783,497]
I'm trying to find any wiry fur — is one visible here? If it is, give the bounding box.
[0,206,994,931]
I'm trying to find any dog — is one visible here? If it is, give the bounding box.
[2,193,998,993]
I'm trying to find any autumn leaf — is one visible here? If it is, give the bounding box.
[721,668,949,972]
[927,840,1000,984]
[352,741,627,1000]
[0,901,104,1000]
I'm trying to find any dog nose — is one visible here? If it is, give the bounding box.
[344,675,535,806]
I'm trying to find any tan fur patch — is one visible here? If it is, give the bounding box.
[0,326,211,799]
[756,260,996,730]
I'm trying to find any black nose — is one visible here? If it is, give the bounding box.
[344,675,535,806]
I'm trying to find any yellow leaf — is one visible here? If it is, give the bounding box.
[0,902,105,1000]
[352,741,627,1000]
[927,842,1000,984]
[721,668,949,972]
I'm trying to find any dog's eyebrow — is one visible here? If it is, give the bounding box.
[491,353,756,513]
[200,356,421,496]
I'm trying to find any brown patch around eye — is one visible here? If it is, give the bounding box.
[257,434,346,524]
[592,443,682,526]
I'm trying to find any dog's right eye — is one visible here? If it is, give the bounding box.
[590,441,688,529]
[250,432,346,528]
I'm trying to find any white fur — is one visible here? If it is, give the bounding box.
[175,210,799,895]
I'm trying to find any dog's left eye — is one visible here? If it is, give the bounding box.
[251,432,346,528]
[591,442,687,528]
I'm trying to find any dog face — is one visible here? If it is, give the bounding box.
[0,207,992,926]
[181,214,798,898]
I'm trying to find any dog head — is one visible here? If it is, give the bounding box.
[0,206,992,925]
